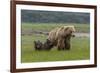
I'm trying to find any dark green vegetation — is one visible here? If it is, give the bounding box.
[21,10,90,24]
[21,23,90,63]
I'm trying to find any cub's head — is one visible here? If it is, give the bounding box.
[34,40,43,50]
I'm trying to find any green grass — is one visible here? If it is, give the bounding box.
[21,35,90,63]
[22,23,90,33]
[21,23,90,63]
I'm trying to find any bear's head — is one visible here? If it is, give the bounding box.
[62,26,75,37]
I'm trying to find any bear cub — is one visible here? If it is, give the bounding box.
[34,39,53,51]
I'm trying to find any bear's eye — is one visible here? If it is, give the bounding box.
[70,31,72,33]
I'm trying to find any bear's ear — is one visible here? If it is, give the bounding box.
[71,26,75,32]
[64,27,69,31]
[73,27,76,32]
[66,26,75,33]
[60,26,64,29]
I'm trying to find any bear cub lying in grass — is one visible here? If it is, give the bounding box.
[34,39,53,51]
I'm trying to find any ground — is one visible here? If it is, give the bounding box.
[21,23,90,63]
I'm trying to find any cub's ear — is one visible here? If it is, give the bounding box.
[46,39,49,42]
[34,41,37,44]
[37,40,40,42]
[47,39,52,43]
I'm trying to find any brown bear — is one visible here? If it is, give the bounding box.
[47,26,75,50]
[34,39,53,51]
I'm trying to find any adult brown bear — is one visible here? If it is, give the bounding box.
[47,26,75,50]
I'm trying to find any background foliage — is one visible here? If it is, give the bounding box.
[21,10,90,24]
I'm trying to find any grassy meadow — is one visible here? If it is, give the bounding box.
[21,23,90,63]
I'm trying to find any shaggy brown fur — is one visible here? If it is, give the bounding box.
[48,26,75,50]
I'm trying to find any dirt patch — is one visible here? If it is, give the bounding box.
[74,33,89,37]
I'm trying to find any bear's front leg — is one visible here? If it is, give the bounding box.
[64,39,71,50]
[57,39,65,50]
